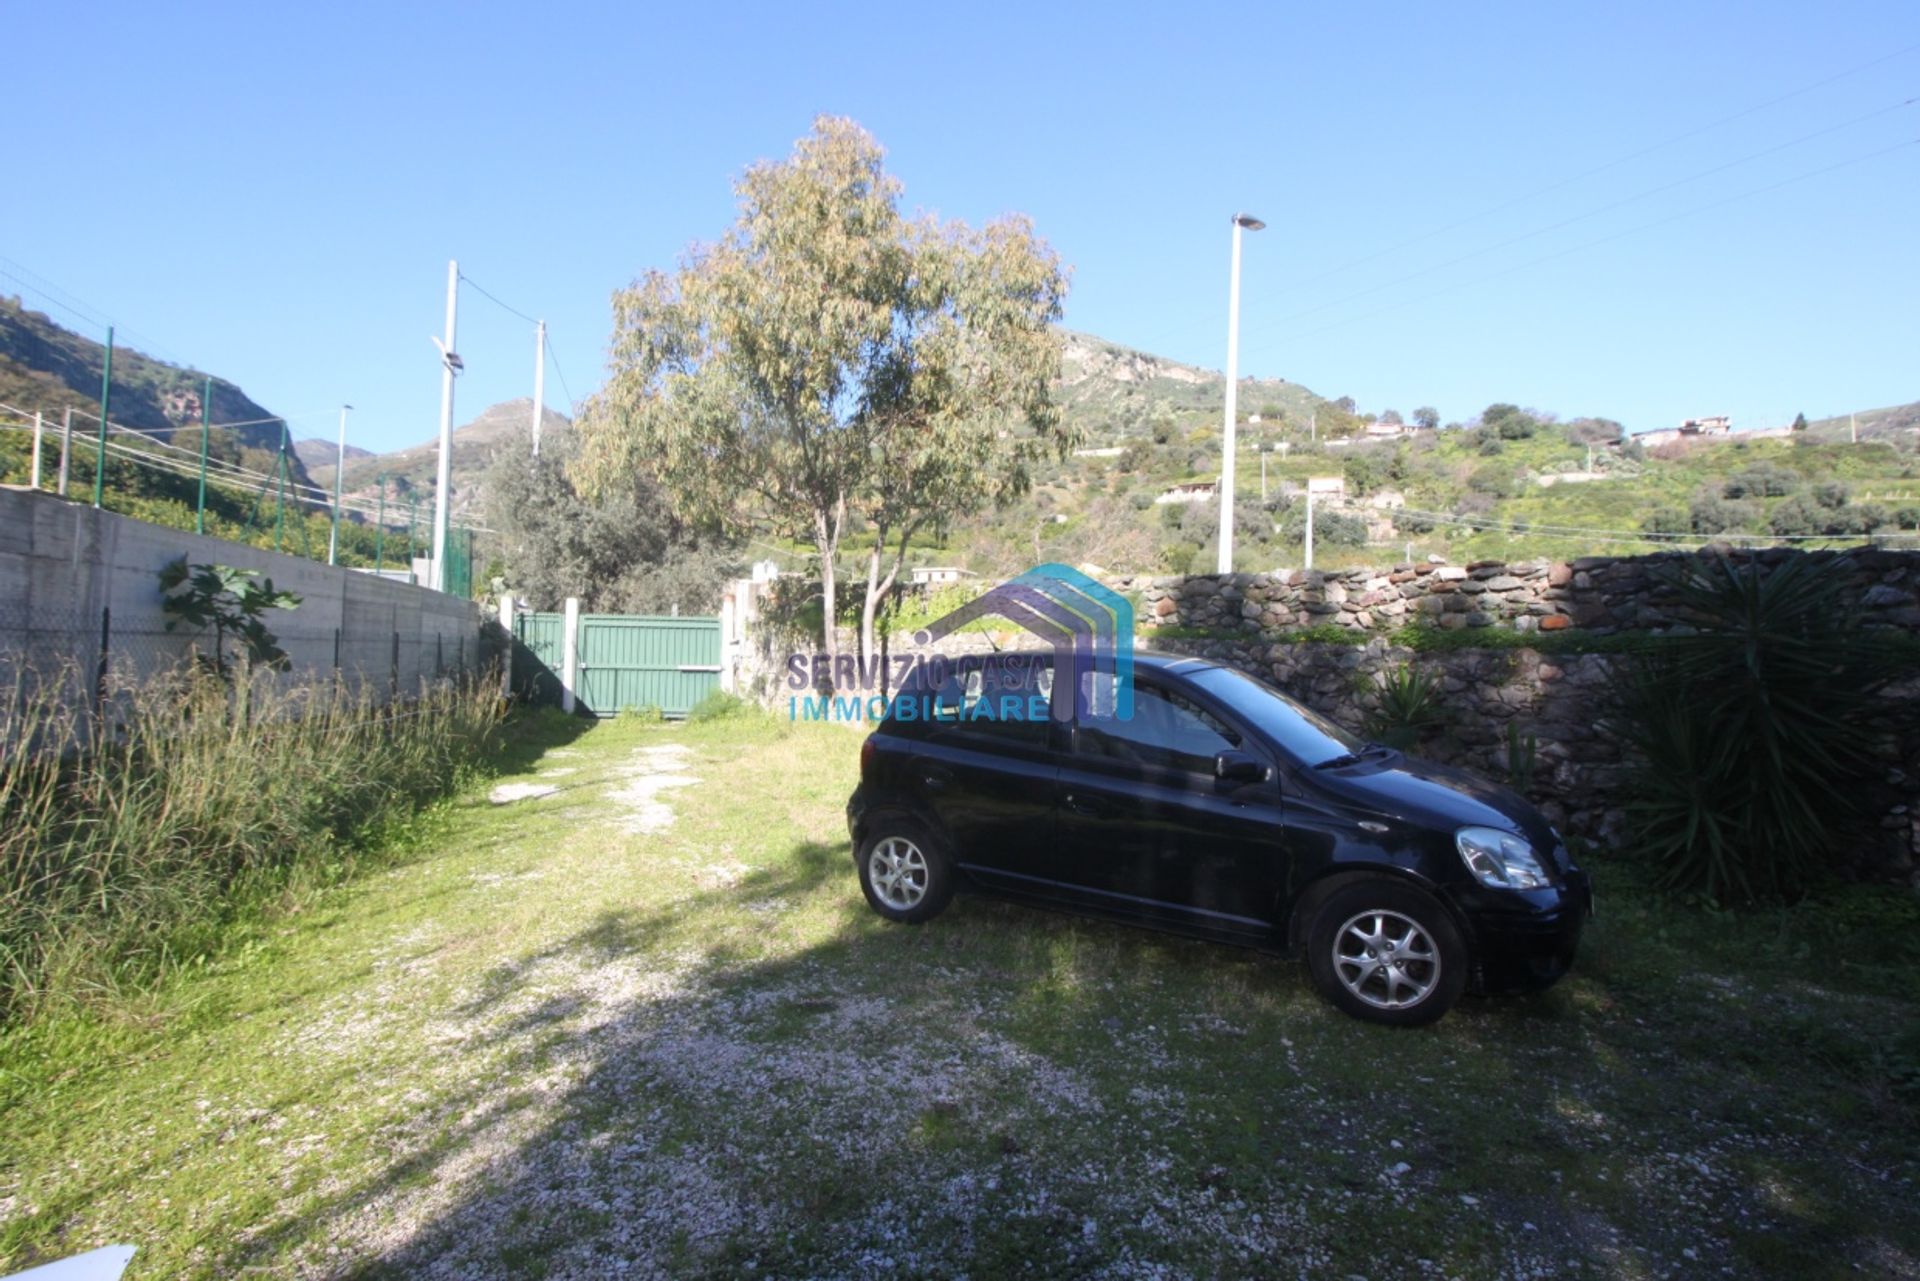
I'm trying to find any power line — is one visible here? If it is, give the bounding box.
[1248,93,1919,340]
[0,256,193,368]
[458,271,541,326]
[544,333,578,415]
[1263,135,1920,348]
[1263,39,1920,300]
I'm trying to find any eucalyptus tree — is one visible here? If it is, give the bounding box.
[577,116,1069,669]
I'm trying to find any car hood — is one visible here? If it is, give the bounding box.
[1308,751,1554,848]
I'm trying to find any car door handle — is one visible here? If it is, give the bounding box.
[921,765,954,791]
[1063,792,1108,817]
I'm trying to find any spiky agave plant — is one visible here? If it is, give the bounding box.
[1364,663,1448,751]
[1611,553,1908,905]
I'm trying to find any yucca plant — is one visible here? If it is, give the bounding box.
[1610,554,1909,906]
[1364,663,1448,750]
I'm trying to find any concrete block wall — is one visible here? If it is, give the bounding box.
[0,487,486,702]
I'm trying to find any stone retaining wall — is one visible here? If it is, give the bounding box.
[1124,547,1920,637]
[732,549,1920,882]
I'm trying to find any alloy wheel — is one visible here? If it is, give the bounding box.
[868,836,929,911]
[1332,909,1441,1010]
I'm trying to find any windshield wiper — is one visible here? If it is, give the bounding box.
[1313,742,1393,769]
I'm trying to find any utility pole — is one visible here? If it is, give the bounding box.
[57,407,72,496]
[29,411,42,489]
[273,419,290,551]
[1310,411,1317,445]
[531,319,546,458]
[374,475,387,574]
[329,404,352,565]
[431,259,460,591]
[1217,213,1263,574]
[196,378,211,534]
[92,326,113,508]
[1851,412,1858,445]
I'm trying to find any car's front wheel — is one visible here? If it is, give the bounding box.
[855,819,954,925]
[1305,879,1467,1026]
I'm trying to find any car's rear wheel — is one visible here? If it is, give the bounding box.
[856,819,953,924]
[1305,879,1467,1026]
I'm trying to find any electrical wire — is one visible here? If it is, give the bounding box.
[1262,40,1920,300]
[544,334,578,414]
[1247,94,1920,338]
[459,271,541,327]
[1263,135,1920,348]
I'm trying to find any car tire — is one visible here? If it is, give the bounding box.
[856,818,954,925]
[1305,879,1467,1027]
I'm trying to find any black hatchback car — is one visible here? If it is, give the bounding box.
[846,652,1591,1025]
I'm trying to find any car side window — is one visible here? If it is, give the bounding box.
[1074,680,1239,774]
[928,657,1052,749]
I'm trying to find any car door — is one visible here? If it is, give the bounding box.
[908,655,1064,886]
[1053,674,1285,939]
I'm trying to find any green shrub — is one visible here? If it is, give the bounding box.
[1609,555,1907,905]
[688,690,752,722]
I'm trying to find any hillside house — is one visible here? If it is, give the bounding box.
[1154,480,1219,505]
[910,566,974,586]
[1680,415,1731,435]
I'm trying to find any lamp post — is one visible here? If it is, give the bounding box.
[328,404,353,565]
[1217,213,1263,574]
[430,260,462,592]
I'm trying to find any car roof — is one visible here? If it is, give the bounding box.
[908,648,1218,676]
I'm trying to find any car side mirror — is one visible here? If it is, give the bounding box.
[1215,749,1268,785]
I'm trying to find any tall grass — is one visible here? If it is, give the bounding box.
[0,661,502,1022]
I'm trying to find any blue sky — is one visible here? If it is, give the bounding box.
[4,1,1916,452]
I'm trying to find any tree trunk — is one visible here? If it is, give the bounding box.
[859,521,914,673]
[859,529,885,671]
[815,502,841,689]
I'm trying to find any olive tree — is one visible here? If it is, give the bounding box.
[577,116,1068,668]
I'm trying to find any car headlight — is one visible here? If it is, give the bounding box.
[1455,826,1549,889]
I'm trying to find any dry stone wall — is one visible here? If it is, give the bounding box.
[1125,547,1920,638]
[1122,548,1920,883]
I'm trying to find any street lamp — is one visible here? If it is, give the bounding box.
[328,403,354,565]
[1217,212,1264,574]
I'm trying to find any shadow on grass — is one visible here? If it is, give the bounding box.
[38,774,1902,1281]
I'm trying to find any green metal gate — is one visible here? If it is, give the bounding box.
[511,611,722,718]
[511,612,567,707]
[578,614,721,717]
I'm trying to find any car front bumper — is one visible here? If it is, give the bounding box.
[1457,869,1593,994]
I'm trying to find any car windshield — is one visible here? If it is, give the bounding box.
[1186,665,1364,767]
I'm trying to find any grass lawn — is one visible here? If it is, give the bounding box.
[1,707,1916,1278]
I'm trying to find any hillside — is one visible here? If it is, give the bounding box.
[931,394,1920,577]
[1803,400,1920,446]
[292,438,374,472]
[0,297,319,495]
[308,398,572,525]
[886,339,1920,578]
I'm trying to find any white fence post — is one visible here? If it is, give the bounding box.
[719,584,737,694]
[561,596,580,714]
[497,592,514,701]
